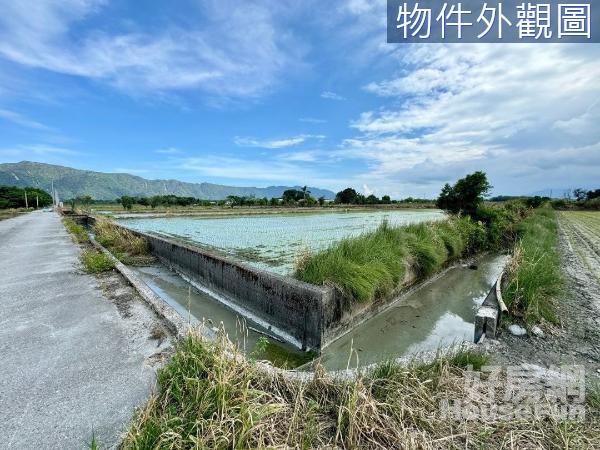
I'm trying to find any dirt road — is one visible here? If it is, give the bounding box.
[0,211,169,448]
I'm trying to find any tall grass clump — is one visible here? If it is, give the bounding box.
[93,217,154,265]
[295,217,486,304]
[295,220,409,303]
[503,208,563,324]
[122,332,600,449]
[80,249,115,273]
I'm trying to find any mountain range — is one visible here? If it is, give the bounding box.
[0,161,335,201]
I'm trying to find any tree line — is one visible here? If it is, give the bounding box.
[0,185,53,209]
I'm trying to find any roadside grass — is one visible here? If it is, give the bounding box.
[80,248,115,273]
[94,217,155,266]
[0,207,29,221]
[62,218,89,244]
[295,216,488,303]
[122,332,600,449]
[503,208,563,324]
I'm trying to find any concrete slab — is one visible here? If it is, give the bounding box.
[0,211,162,449]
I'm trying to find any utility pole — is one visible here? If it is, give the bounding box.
[24,190,28,209]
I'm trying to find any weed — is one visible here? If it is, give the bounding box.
[504,208,562,324]
[94,217,154,266]
[86,430,99,450]
[80,249,115,273]
[122,332,600,449]
[294,214,501,304]
[63,218,89,244]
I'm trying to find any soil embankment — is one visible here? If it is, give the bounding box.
[490,212,600,379]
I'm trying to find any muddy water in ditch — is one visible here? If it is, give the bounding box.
[318,253,507,371]
[133,265,271,351]
[132,253,505,370]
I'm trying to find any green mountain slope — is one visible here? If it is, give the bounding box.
[0,161,335,201]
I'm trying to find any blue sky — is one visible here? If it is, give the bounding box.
[0,0,598,198]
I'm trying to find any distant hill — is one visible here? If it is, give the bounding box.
[0,161,335,201]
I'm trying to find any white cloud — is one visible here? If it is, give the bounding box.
[0,0,305,99]
[0,108,53,131]
[155,147,181,155]
[321,91,346,101]
[299,117,327,124]
[176,155,336,187]
[234,134,325,149]
[0,144,82,160]
[340,44,600,196]
[278,151,319,162]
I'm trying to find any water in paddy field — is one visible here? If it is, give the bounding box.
[117,209,444,274]
[317,253,507,371]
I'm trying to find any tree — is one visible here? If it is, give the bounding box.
[77,194,93,211]
[436,171,491,217]
[381,195,391,204]
[366,194,379,204]
[587,189,600,200]
[226,195,241,207]
[120,196,134,210]
[573,188,587,202]
[301,185,311,200]
[282,189,304,203]
[318,196,325,206]
[335,188,359,204]
[0,186,52,209]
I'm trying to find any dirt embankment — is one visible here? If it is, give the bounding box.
[489,212,600,381]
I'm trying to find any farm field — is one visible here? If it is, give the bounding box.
[560,211,600,283]
[117,209,444,274]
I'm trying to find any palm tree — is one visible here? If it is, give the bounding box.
[301,185,311,200]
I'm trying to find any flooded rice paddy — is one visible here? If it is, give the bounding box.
[117,209,444,274]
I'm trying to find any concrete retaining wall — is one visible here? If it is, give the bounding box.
[87,216,333,351]
[474,271,506,342]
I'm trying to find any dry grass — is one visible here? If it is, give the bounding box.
[122,332,600,449]
[0,208,29,221]
[94,217,155,265]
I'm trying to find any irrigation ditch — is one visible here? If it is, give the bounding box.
[68,212,506,373]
